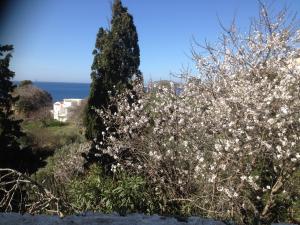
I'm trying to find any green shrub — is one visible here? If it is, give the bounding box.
[42,119,67,128]
[67,165,158,214]
[14,84,52,116]
[34,142,90,184]
[18,80,33,87]
[22,120,84,152]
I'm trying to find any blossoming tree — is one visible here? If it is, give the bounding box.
[94,4,300,224]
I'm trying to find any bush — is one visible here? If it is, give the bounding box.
[18,80,33,87]
[34,142,90,184]
[67,99,87,127]
[22,119,84,153]
[42,119,67,128]
[67,165,158,214]
[91,4,300,224]
[32,142,91,214]
[14,83,52,117]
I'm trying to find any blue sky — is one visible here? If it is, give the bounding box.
[0,0,299,83]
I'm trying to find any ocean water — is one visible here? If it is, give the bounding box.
[15,81,181,102]
[31,82,90,102]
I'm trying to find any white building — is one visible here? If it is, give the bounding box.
[52,98,83,122]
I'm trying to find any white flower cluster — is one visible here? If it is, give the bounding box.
[95,6,300,221]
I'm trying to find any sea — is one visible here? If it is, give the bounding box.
[15,81,182,102]
[16,82,91,102]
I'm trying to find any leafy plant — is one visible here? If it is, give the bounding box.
[68,165,158,214]
[92,3,300,224]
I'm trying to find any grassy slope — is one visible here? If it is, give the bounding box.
[21,120,84,151]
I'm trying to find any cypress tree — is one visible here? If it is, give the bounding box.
[84,0,142,141]
[0,45,37,173]
[0,45,23,158]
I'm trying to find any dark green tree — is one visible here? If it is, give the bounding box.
[18,80,33,87]
[84,0,142,141]
[0,45,23,161]
[0,45,38,173]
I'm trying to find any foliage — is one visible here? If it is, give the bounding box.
[84,0,142,141]
[18,80,32,87]
[93,4,300,224]
[34,142,90,184]
[68,165,157,214]
[1,3,299,224]
[67,98,87,129]
[21,119,84,156]
[0,45,23,163]
[0,45,38,173]
[42,119,67,128]
[14,83,52,117]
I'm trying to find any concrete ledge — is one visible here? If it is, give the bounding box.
[0,213,296,225]
[0,212,226,225]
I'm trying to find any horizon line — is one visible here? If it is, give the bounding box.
[13,80,92,84]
